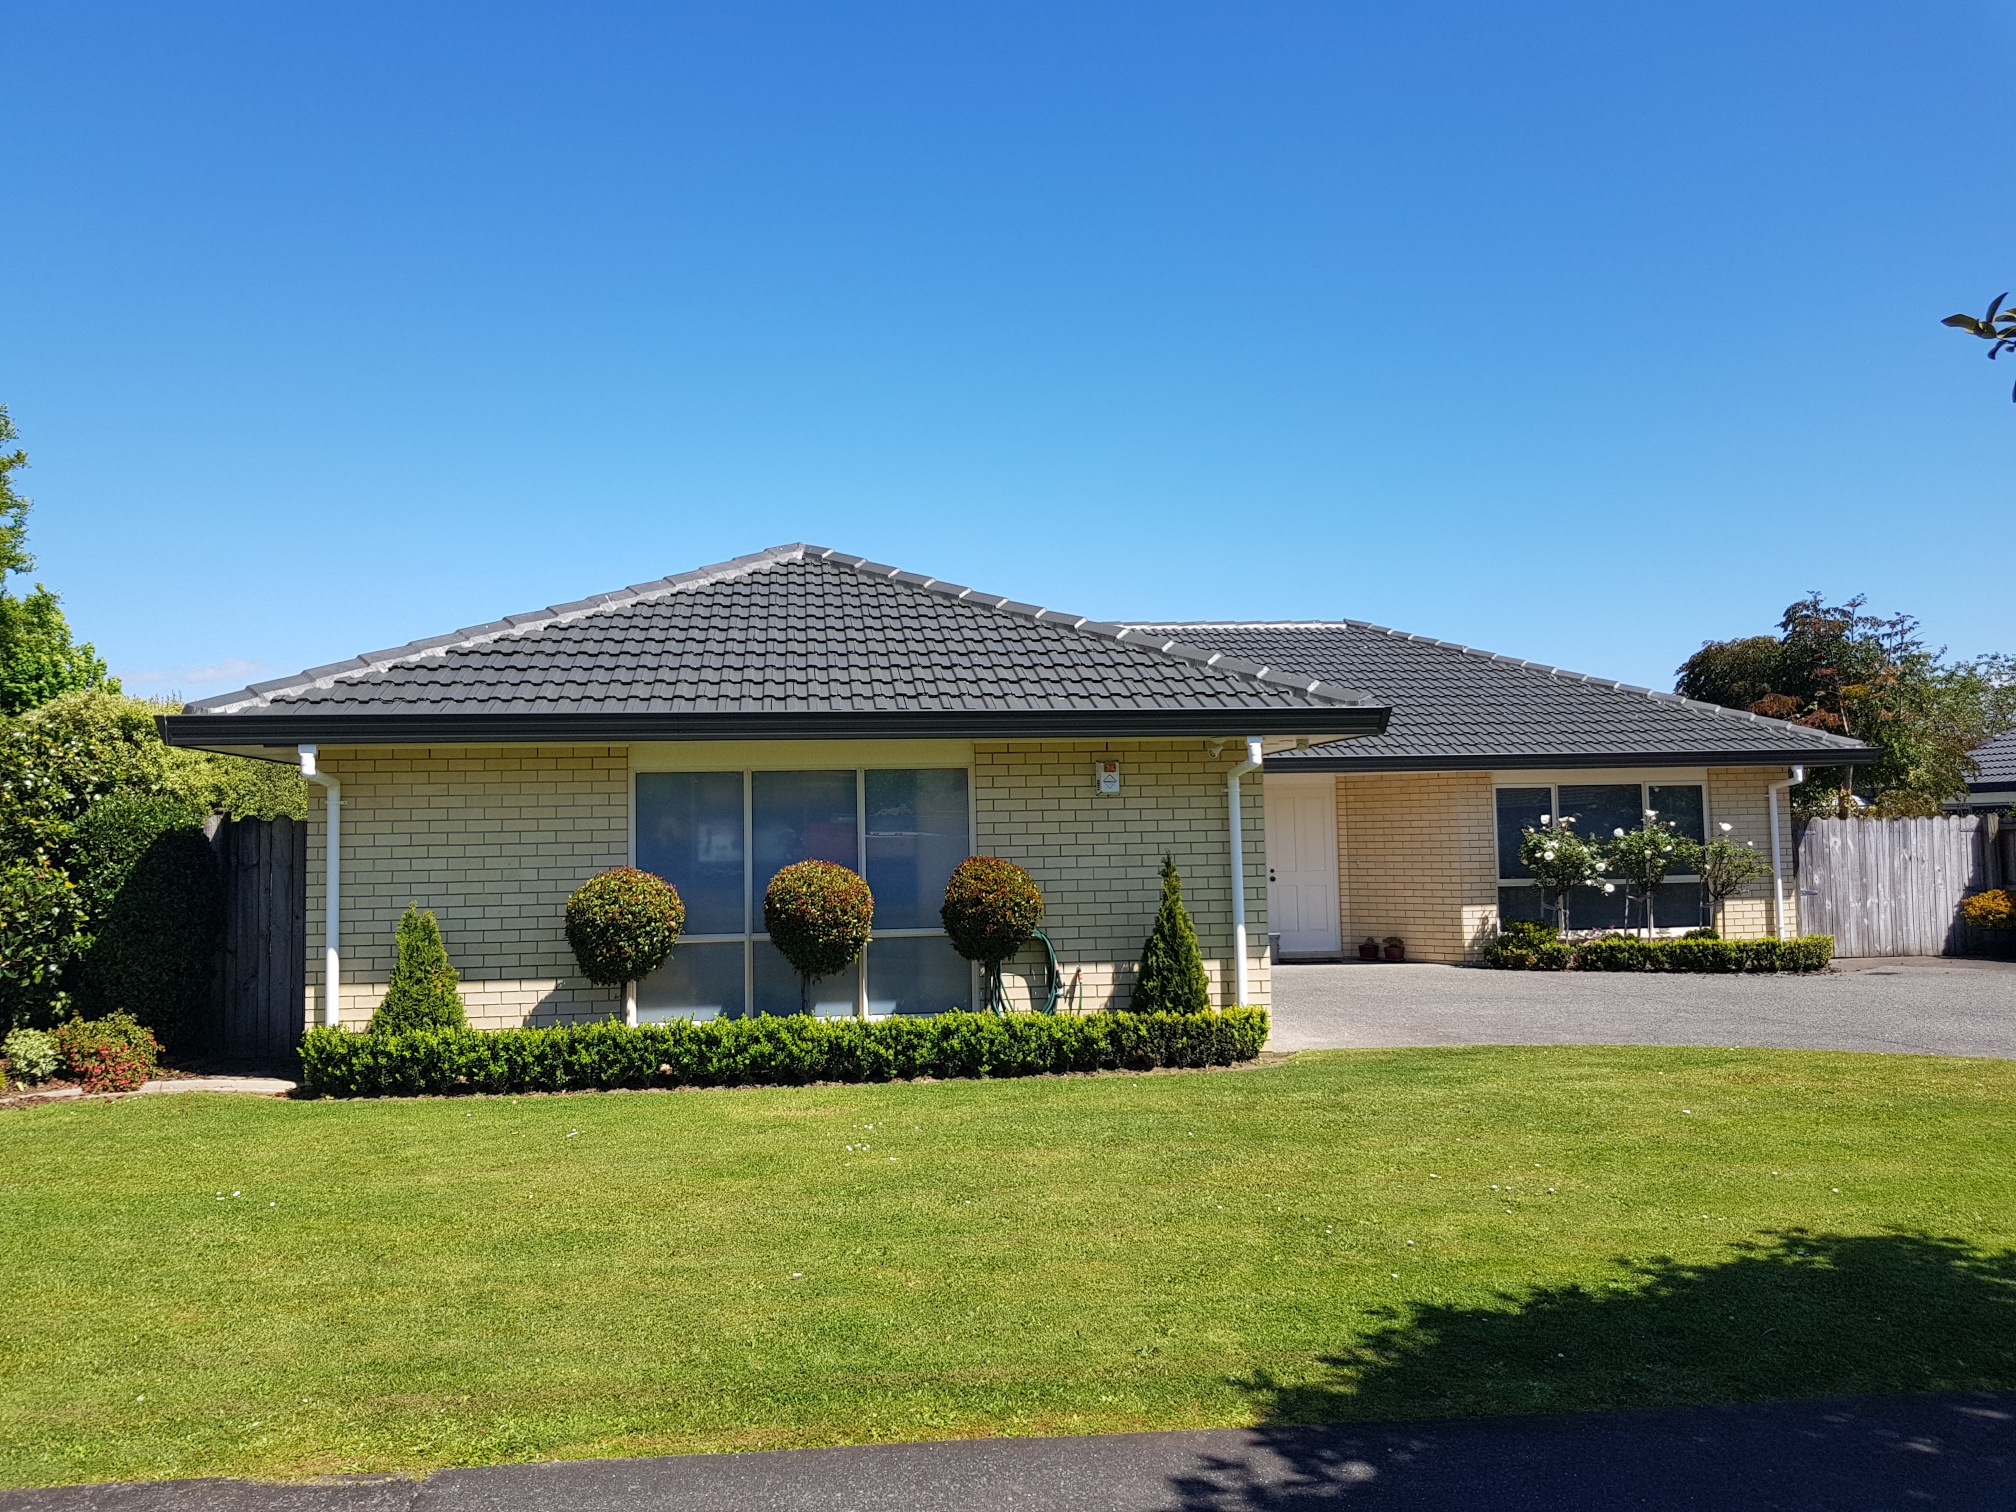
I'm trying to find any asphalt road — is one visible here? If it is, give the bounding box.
[4,1393,2009,1511]
[1269,956,2016,1058]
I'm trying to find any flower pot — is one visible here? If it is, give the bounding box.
[1358,939,1380,961]
[1382,942,1406,963]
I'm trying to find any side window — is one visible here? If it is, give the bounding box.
[636,772,745,935]
[1495,787,1550,879]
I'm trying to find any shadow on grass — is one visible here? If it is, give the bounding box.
[1170,1231,2016,1510]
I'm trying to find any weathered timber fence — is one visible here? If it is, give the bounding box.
[1796,815,1991,957]
[212,816,306,1062]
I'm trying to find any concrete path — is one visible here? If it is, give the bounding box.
[1270,956,2016,1059]
[0,1076,296,1110]
[3,1392,2008,1510]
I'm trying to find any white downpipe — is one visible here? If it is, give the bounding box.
[300,745,342,1028]
[624,980,638,1027]
[1228,736,1264,1006]
[1768,765,1805,941]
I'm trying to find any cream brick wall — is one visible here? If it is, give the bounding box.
[973,741,1268,1011]
[1334,771,1499,963]
[306,746,629,1032]
[1706,766,1799,938]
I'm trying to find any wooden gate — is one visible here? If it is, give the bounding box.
[214,816,306,1062]
[1795,815,1991,957]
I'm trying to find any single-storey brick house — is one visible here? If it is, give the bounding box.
[160,544,1873,1030]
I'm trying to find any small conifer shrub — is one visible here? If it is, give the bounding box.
[1131,855,1212,1013]
[941,856,1044,1012]
[370,904,467,1033]
[764,861,874,1009]
[564,868,685,987]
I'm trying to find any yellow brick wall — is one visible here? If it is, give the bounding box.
[306,746,630,1032]
[973,741,1268,1011]
[1706,766,1799,938]
[1334,771,1499,963]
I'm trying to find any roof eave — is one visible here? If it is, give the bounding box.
[1266,745,1880,773]
[158,705,1390,751]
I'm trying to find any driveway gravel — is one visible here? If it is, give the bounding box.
[1271,955,2016,1059]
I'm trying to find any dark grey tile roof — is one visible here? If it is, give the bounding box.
[1127,621,1875,771]
[163,546,1387,747]
[1971,729,2016,789]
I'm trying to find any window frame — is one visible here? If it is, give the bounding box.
[628,757,978,1018]
[1492,772,1712,934]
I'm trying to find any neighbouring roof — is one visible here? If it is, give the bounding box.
[1126,621,1877,772]
[159,545,1389,754]
[1971,729,2016,791]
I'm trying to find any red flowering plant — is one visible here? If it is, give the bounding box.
[764,861,874,1014]
[940,856,1044,1014]
[53,1012,160,1094]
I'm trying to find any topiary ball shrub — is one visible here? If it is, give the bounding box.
[370,903,468,1033]
[566,868,685,987]
[764,861,874,984]
[941,856,1044,969]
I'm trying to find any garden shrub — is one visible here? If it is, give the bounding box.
[941,856,1044,1012]
[66,791,222,1043]
[1483,928,1833,973]
[0,858,85,1033]
[370,904,467,1033]
[764,861,874,986]
[1960,889,2014,930]
[1132,855,1211,1013]
[564,868,684,987]
[296,1006,1270,1098]
[2,1025,59,1082]
[54,1011,160,1093]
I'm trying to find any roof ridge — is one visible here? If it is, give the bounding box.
[186,545,1383,717]
[1128,619,1871,753]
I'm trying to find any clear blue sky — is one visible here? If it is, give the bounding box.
[3,2,2010,701]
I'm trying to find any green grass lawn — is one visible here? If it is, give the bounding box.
[4,1046,2014,1488]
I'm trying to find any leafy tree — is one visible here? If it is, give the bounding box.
[1132,855,1211,1013]
[763,861,874,1013]
[1678,824,1774,934]
[1602,817,1685,937]
[1677,595,2016,816]
[1942,293,2016,401]
[1517,819,1609,931]
[941,855,1044,1013]
[0,407,118,715]
[370,904,466,1033]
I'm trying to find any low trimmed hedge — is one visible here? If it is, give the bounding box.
[1484,925,1833,974]
[297,1007,1270,1099]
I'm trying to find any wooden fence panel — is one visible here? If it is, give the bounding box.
[216,816,306,1063]
[1796,815,1988,957]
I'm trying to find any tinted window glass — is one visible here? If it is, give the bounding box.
[1497,885,1547,924]
[865,769,971,929]
[753,770,858,895]
[867,935,973,1015]
[1495,787,1551,878]
[754,938,858,1017]
[1567,882,1629,931]
[1652,880,1705,930]
[636,941,746,1021]
[636,772,745,935]
[1557,784,1644,858]
[1649,785,1706,847]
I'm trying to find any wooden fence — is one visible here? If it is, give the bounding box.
[211,816,306,1063]
[1795,814,1994,958]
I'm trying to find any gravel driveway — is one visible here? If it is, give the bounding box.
[1271,955,2016,1059]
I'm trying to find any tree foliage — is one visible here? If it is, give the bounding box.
[371,904,467,1033]
[0,406,29,581]
[564,867,685,989]
[763,861,874,993]
[1942,292,2016,401]
[1132,855,1211,1013]
[1676,595,2016,816]
[0,407,118,715]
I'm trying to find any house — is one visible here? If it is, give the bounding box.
[159,544,1874,1030]
[1953,729,2016,814]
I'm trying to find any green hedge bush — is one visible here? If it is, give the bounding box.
[297,1006,1270,1099]
[1483,924,1833,973]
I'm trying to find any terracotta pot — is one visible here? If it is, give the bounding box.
[1358,939,1380,961]
[1382,942,1406,963]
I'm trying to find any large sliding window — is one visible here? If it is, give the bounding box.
[634,768,972,1020]
[1495,780,1708,931]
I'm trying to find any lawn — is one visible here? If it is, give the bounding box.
[3,1045,2013,1488]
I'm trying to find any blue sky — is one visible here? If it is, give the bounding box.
[3,2,2011,701]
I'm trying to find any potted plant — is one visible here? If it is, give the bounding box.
[1358,936,1380,961]
[1382,936,1406,962]
[764,860,875,1015]
[565,868,685,1024]
[941,856,1044,1014]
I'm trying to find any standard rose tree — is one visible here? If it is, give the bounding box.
[940,855,1044,1013]
[565,868,685,1022]
[764,860,874,1015]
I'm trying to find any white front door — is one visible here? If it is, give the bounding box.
[1265,775,1341,957]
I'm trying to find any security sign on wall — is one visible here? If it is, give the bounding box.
[1096,760,1121,795]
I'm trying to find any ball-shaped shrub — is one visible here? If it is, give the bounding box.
[764,861,874,982]
[940,856,1044,968]
[565,868,685,986]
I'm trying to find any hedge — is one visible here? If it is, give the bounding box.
[1484,928,1833,973]
[297,1006,1270,1098]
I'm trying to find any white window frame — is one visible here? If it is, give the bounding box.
[627,754,978,1018]
[1492,770,1712,933]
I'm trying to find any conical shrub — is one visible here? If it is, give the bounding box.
[370,903,465,1033]
[1131,855,1211,1014]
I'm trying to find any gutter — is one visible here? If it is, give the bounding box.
[300,745,342,1029]
[1769,765,1804,941]
[1227,736,1263,1007]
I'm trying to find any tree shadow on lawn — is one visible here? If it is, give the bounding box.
[1168,1231,2016,1510]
